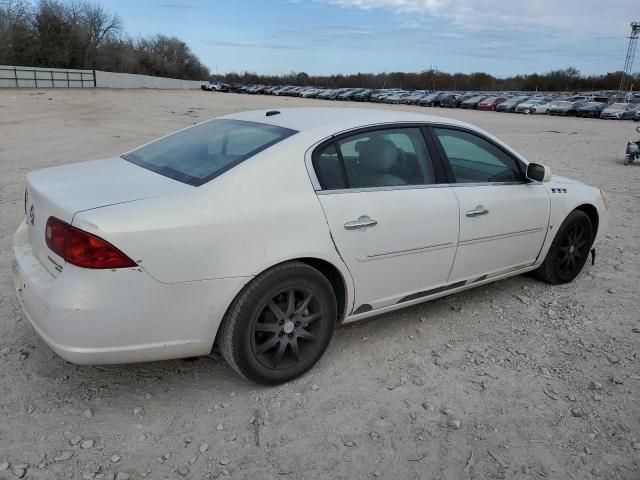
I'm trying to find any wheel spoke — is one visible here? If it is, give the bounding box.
[290,337,300,362]
[267,301,285,321]
[255,321,280,333]
[295,292,314,314]
[297,329,318,343]
[286,288,296,314]
[256,335,279,354]
[272,340,287,367]
[301,312,322,327]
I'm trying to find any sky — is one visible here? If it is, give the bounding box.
[103,0,638,77]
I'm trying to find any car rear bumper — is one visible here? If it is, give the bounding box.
[12,221,249,365]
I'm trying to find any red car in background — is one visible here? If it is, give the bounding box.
[478,96,507,111]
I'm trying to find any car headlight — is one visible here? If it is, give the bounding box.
[600,189,609,210]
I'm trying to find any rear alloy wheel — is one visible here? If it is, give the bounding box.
[533,210,593,284]
[218,262,336,384]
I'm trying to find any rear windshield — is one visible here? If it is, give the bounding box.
[122,119,297,186]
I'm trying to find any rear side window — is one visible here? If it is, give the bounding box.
[315,127,436,190]
[123,119,296,186]
[433,128,524,183]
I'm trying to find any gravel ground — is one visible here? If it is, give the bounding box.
[0,89,639,480]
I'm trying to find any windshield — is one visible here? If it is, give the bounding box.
[122,119,297,186]
[609,103,628,109]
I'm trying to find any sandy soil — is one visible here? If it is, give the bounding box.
[0,89,639,480]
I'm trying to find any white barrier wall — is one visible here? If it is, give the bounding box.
[95,70,205,90]
[0,65,206,90]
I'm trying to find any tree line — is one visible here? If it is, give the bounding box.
[2,0,637,91]
[221,68,639,93]
[0,0,209,80]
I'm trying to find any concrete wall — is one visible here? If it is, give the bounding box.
[94,70,204,89]
[0,65,205,90]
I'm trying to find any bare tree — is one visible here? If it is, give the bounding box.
[78,1,120,68]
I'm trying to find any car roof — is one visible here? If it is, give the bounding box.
[220,107,471,134]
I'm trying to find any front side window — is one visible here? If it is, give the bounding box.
[433,128,524,183]
[123,119,296,186]
[314,127,436,190]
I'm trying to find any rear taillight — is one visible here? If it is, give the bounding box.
[45,217,137,269]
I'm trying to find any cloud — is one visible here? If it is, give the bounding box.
[323,0,636,37]
[203,40,302,50]
[159,4,199,9]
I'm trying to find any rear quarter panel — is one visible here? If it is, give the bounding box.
[72,133,351,291]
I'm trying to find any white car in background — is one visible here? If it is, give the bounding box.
[13,108,608,384]
[533,102,553,114]
[516,98,548,114]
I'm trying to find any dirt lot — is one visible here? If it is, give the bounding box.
[0,89,639,480]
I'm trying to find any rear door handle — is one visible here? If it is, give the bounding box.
[466,205,489,217]
[344,215,378,230]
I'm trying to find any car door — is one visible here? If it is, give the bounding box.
[311,126,460,312]
[430,126,550,284]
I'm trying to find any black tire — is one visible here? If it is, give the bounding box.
[218,261,337,384]
[532,210,593,284]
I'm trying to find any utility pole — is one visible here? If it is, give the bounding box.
[429,65,438,91]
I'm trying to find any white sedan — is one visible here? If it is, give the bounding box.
[13,108,608,384]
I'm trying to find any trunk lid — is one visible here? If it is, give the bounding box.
[25,156,191,277]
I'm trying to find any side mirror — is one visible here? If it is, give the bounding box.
[526,163,552,182]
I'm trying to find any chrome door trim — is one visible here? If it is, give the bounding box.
[357,241,454,262]
[459,227,544,246]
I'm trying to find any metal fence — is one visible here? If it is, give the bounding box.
[0,65,204,89]
[0,65,95,88]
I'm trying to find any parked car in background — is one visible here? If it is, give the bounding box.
[383,91,411,104]
[403,90,428,105]
[419,91,446,107]
[478,96,507,111]
[273,86,293,96]
[299,88,321,98]
[328,89,349,100]
[461,95,488,109]
[496,96,529,112]
[353,89,374,102]
[548,101,582,116]
[450,94,473,108]
[211,82,230,92]
[600,103,637,120]
[337,88,364,101]
[13,107,608,384]
[515,99,548,114]
[634,108,640,121]
[533,102,552,114]
[576,102,607,118]
[438,93,459,108]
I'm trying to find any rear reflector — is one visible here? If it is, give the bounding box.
[45,217,137,269]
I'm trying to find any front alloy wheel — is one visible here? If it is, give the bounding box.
[533,210,593,284]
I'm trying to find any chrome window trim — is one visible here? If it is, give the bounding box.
[315,181,527,195]
[316,183,449,195]
[304,121,531,194]
[304,121,442,192]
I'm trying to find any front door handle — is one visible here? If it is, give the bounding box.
[344,215,378,230]
[466,205,489,217]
